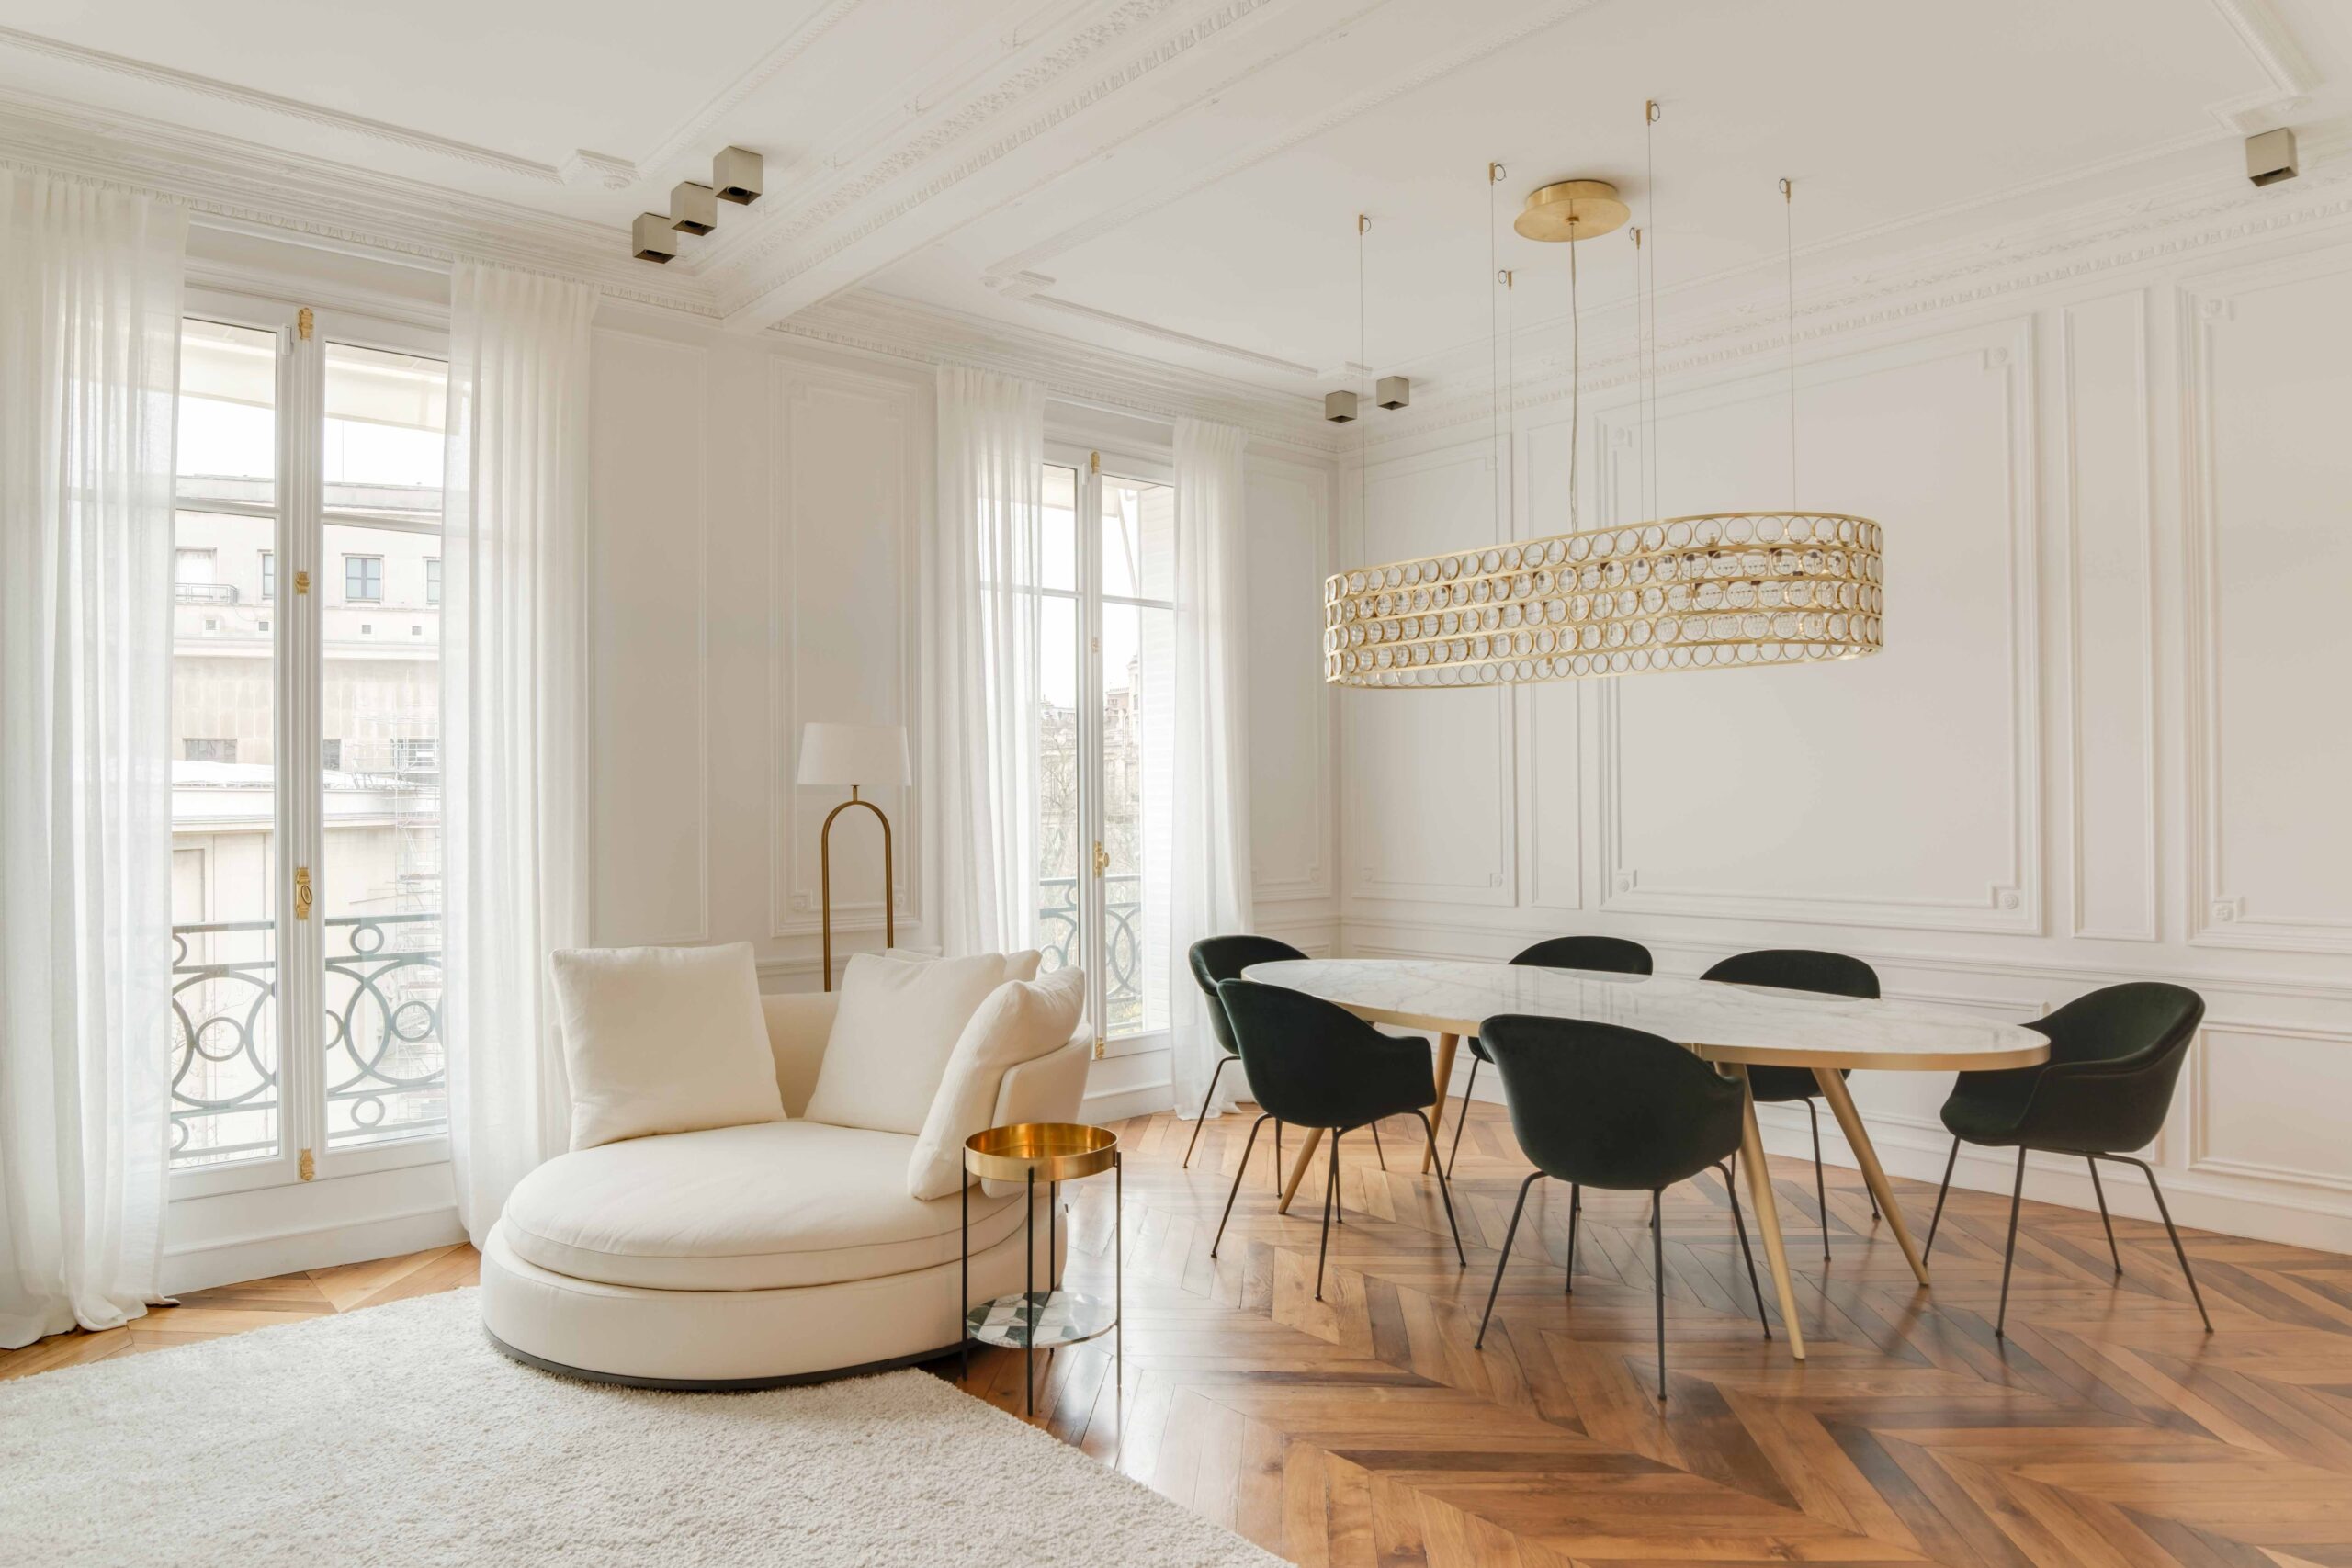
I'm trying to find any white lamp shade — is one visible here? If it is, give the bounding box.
[797,723,910,789]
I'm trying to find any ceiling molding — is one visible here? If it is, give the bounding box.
[0,22,617,186]
[982,0,1607,282]
[631,0,874,177]
[2205,0,2321,130]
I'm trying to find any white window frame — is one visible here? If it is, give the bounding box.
[170,288,453,1202]
[1043,443,1176,1062]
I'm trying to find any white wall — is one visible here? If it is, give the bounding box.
[1336,230,2352,1253]
[585,308,1340,1122]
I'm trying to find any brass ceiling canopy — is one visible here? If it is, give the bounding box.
[1512,178,1629,243]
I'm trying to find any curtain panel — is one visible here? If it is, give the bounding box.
[440,262,595,1247]
[0,172,185,1348]
[1168,418,1254,1120]
[932,367,1046,957]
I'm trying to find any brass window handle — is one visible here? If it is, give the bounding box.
[294,866,313,921]
[1092,841,1110,877]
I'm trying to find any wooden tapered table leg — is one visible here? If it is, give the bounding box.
[1734,1066,1806,1361]
[1813,1066,1930,1286]
[1419,1033,1459,1174]
[1276,1126,1325,1215]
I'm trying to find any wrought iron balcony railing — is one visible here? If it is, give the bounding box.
[169,912,446,1168]
[1035,874,1145,1032]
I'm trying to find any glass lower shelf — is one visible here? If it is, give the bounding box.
[966,1290,1117,1349]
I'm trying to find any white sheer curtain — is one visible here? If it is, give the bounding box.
[441,262,595,1247]
[0,173,184,1348]
[1168,418,1254,1120]
[933,367,1045,956]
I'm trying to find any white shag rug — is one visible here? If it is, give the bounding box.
[0,1289,1282,1568]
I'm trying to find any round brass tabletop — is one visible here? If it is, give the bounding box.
[965,1122,1118,1184]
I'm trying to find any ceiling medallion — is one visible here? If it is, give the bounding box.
[1324,107,1886,691]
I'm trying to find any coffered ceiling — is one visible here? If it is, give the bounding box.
[2,0,2343,406]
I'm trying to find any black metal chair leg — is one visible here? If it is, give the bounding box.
[2086,1156,2121,1277]
[1332,1126,1343,1225]
[1209,1114,1269,1258]
[1565,1183,1579,1293]
[1315,1131,1340,1301]
[1924,1135,1962,1258]
[2110,1153,2213,1332]
[1272,1120,1282,1192]
[1180,1055,1233,1169]
[1369,1120,1386,1170]
[1806,1099,1832,1262]
[1995,1146,2027,1339]
[1411,1110,1466,1265]
[1717,1161,1770,1339]
[1476,1172,1541,1348]
[1445,1055,1480,1179]
[1650,1188,1668,1402]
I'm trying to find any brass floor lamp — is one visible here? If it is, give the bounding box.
[797,723,910,990]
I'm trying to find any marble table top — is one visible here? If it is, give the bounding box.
[1240,957,2049,1071]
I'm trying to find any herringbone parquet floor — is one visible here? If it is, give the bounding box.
[7,1102,2348,1567]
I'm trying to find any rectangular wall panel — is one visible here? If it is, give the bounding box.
[2190,257,2352,952]
[1598,327,2038,933]
[770,363,920,938]
[2064,292,2159,940]
[1346,448,1515,905]
[2196,1024,2352,1191]
[1246,460,1332,903]
[590,330,709,946]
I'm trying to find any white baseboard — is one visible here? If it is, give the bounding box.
[162,1204,467,1295]
[1082,1077,1177,1123]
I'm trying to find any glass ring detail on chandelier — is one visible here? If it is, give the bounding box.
[1323,511,1883,689]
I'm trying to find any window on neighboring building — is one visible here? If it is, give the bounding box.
[345,554,382,601]
[184,738,236,764]
[426,557,442,606]
[321,739,342,772]
[176,547,216,585]
[391,737,438,773]
[260,550,275,601]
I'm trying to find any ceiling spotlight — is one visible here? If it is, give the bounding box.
[1325,389,1360,423]
[670,181,718,234]
[1376,375,1410,410]
[714,146,763,205]
[631,213,677,264]
[2246,127,2298,187]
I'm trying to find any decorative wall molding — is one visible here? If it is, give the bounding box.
[1243,454,1339,905]
[2180,246,2352,955]
[1589,322,2044,937]
[2203,0,2321,130]
[765,357,928,942]
[2190,1020,2352,1193]
[2058,290,2163,942]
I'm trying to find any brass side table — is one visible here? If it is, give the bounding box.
[960,1122,1121,1415]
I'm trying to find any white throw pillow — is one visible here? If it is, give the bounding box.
[802,952,1010,1135]
[549,942,785,1150]
[907,966,1087,1200]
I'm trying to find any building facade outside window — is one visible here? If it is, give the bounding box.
[425,557,441,606]
[345,554,383,602]
[259,550,275,601]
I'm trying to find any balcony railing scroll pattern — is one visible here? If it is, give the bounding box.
[1035,874,1145,1033]
[169,912,447,1168]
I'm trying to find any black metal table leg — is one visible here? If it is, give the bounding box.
[1024,1167,1035,1415]
[959,1175,970,1382]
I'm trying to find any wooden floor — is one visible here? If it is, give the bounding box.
[8,1104,2351,1567]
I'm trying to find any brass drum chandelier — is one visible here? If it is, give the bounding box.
[1324,513,1883,687]
[1323,110,1885,691]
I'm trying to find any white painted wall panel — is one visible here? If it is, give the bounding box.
[1246,458,1333,907]
[590,329,710,946]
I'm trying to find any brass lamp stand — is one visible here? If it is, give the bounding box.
[797,722,912,991]
[818,787,893,991]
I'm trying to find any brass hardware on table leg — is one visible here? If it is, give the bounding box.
[818,786,894,992]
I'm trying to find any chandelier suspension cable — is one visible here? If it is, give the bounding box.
[1489,163,1505,537]
[1781,176,1798,508]
[1354,211,1374,531]
[1643,97,1661,525]
[1567,203,1582,533]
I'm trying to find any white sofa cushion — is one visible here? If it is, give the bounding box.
[803,951,1023,1135]
[908,966,1087,1200]
[499,1120,1025,1292]
[549,942,785,1150]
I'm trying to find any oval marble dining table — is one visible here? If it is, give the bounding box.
[1240,957,2051,1360]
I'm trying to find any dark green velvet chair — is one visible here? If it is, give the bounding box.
[1922,981,2211,1337]
[1208,979,1464,1301]
[1699,948,1883,1258]
[1446,935,1654,1177]
[1185,935,1384,1179]
[1473,1015,1770,1402]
